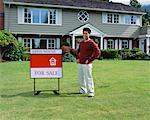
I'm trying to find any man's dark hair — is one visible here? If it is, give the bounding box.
[83,27,91,34]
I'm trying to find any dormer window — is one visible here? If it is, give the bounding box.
[78,10,89,23]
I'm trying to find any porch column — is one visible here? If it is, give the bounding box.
[104,39,107,50]
[119,39,122,50]
[147,38,150,54]
[72,34,76,49]
[115,39,118,50]
[100,37,103,50]
[129,40,132,50]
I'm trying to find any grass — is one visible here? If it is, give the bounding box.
[0,60,150,120]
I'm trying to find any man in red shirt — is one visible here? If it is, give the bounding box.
[77,28,100,97]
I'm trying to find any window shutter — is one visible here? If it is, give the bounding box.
[18,6,24,24]
[56,38,60,49]
[102,12,107,23]
[56,9,62,25]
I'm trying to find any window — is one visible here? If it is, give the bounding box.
[24,39,31,48]
[23,8,58,25]
[24,38,58,50]
[78,10,89,23]
[24,8,31,23]
[122,40,128,49]
[107,13,119,23]
[107,39,114,49]
[107,13,113,23]
[131,16,137,24]
[48,39,55,49]
[49,10,56,24]
[32,9,48,24]
[114,14,119,23]
[125,15,137,25]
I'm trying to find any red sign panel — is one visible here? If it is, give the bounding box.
[30,49,62,78]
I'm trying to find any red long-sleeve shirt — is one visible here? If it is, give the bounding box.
[77,39,100,64]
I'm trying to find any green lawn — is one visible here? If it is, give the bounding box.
[0,60,150,120]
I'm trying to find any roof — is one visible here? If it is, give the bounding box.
[4,0,145,14]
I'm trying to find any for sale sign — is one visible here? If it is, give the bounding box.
[30,49,62,78]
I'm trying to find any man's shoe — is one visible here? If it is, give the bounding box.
[88,92,94,97]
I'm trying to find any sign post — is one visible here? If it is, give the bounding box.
[30,49,62,95]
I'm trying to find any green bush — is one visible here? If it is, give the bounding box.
[4,42,25,61]
[63,52,76,62]
[100,48,147,60]
[22,53,30,61]
[101,49,119,59]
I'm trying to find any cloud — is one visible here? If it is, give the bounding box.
[111,0,150,5]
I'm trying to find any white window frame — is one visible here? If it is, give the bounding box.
[23,38,60,50]
[124,15,137,25]
[106,13,120,24]
[48,39,56,49]
[18,7,62,25]
[107,39,114,49]
[78,10,89,23]
[122,40,129,49]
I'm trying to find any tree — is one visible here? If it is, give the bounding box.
[0,30,18,62]
[130,0,141,8]
[130,0,150,25]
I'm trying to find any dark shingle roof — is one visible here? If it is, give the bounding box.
[4,0,144,13]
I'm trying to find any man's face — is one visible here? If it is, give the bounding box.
[83,31,89,40]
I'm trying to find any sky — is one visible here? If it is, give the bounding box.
[110,0,150,5]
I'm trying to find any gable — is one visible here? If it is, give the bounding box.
[69,24,105,37]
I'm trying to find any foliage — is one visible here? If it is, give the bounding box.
[101,49,119,59]
[22,53,30,61]
[130,0,150,25]
[0,30,17,47]
[4,42,25,61]
[63,52,76,62]
[0,30,25,61]
[101,48,148,60]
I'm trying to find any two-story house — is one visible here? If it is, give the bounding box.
[3,0,150,54]
[0,0,4,30]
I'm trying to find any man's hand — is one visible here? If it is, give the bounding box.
[85,60,89,64]
[76,59,80,63]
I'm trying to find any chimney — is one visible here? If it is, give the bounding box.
[0,0,4,30]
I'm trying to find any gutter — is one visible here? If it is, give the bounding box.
[4,1,146,15]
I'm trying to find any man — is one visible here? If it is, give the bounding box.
[76,28,100,97]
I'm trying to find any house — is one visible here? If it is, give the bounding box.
[0,0,4,30]
[2,0,150,54]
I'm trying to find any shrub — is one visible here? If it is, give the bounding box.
[63,52,76,62]
[101,49,119,59]
[5,42,25,61]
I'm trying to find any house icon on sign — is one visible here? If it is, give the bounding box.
[49,57,56,66]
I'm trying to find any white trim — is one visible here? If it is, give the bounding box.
[72,35,76,49]
[147,38,150,54]
[18,6,24,24]
[119,39,122,50]
[115,39,118,50]
[100,37,103,49]
[4,2,145,15]
[69,23,105,37]
[139,35,150,38]
[129,40,132,50]
[104,39,107,49]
